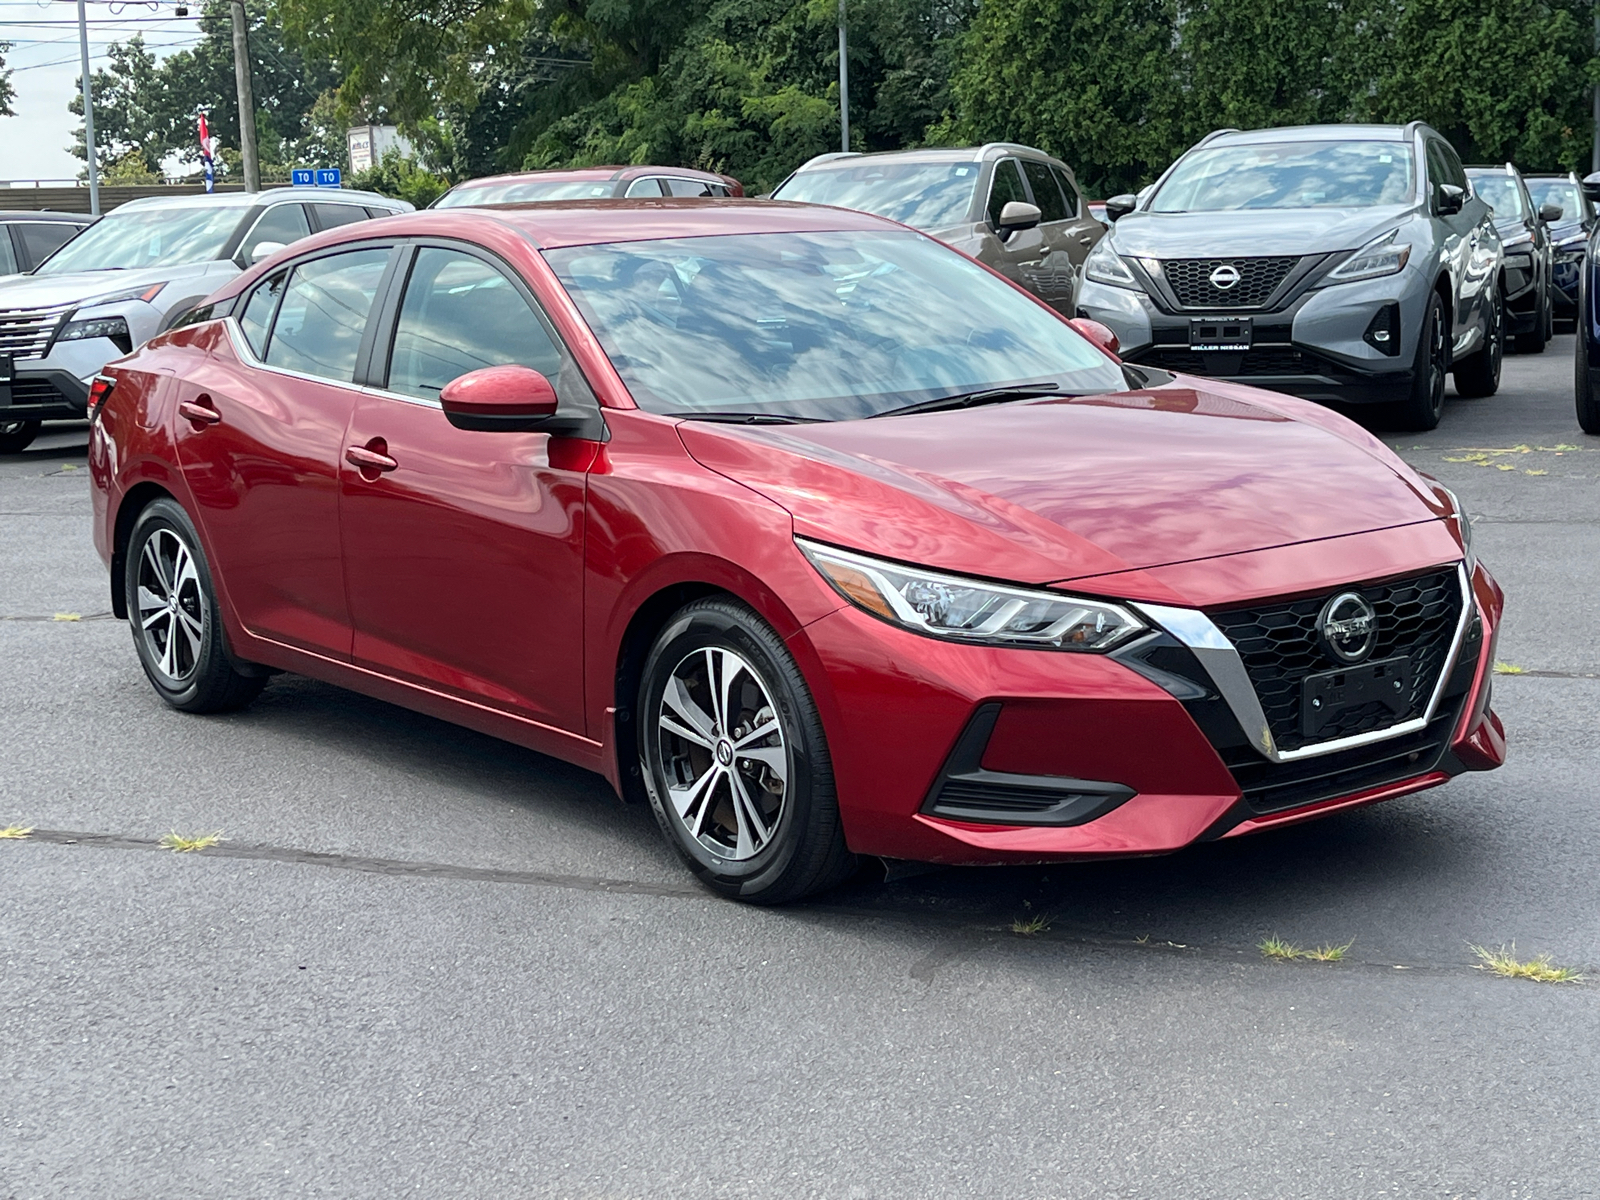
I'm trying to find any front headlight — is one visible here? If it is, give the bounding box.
[1083,238,1141,290]
[56,315,132,354]
[1436,484,1475,570]
[1326,229,1412,284]
[798,539,1146,651]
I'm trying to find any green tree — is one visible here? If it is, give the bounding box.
[0,41,16,119]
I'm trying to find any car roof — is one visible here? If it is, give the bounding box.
[0,210,97,222]
[793,144,1060,172]
[452,165,732,189]
[114,187,406,212]
[1206,124,1416,145]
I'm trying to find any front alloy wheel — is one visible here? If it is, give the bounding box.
[638,598,855,903]
[0,419,40,454]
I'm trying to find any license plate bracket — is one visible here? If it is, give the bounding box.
[0,355,13,383]
[1188,317,1252,351]
[1301,654,1413,739]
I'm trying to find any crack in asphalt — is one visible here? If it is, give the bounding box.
[8,828,1584,981]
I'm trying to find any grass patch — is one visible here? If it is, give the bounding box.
[160,831,223,853]
[0,824,35,839]
[1259,935,1354,963]
[1471,944,1585,984]
[1493,661,1527,675]
[1011,914,1051,937]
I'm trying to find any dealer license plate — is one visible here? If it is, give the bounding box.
[1188,317,1252,351]
[1301,655,1412,739]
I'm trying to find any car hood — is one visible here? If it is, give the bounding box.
[1549,220,1587,246]
[678,378,1447,589]
[0,261,220,309]
[1107,204,1417,258]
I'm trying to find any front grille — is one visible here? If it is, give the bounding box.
[1143,347,1307,376]
[6,378,73,408]
[0,302,74,360]
[1210,570,1463,753]
[1161,257,1299,308]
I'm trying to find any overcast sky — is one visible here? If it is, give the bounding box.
[2,0,204,182]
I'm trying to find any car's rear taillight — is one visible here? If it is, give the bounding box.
[86,373,117,424]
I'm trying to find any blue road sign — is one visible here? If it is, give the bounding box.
[291,168,314,186]
[316,168,342,188]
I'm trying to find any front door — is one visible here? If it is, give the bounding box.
[172,244,393,657]
[339,244,593,732]
[981,158,1049,294]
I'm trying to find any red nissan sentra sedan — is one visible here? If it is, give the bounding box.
[87,200,1505,902]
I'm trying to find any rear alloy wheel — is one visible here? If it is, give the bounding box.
[638,598,855,903]
[1392,292,1449,430]
[125,498,266,713]
[1577,319,1600,434]
[1454,283,1504,400]
[0,419,41,454]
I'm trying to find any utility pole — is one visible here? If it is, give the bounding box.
[838,0,849,153]
[230,0,260,192]
[76,0,99,215]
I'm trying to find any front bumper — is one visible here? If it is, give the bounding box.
[796,554,1503,865]
[1079,267,1432,406]
[1,300,163,423]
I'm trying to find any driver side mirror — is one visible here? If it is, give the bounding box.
[1539,202,1564,224]
[249,240,287,265]
[994,200,1041,241]
[1583,172,1600,202]
[1067,316,1121,360]
[1103,194,1137,222]
[440,365,559,432]
[1436,184,1465,216]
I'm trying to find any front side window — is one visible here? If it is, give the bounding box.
[238,269,288,357]
[312,204,370,231]
[236,204,312,266]
[625,178,665,198]
[34,205,242,274]
[1467,173,1527,222]
[771,161,980,231]
[264,248,391,382]
[434,179,614,207]
[1022,161,1067,223]
[385,247,565,400]
[1528,179,1582,223]
[546,230,1126,422]
[986,160,1029,227]
[1151,141,1415,212]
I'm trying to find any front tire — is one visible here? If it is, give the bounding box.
[1514,283,1548,354]
[638,598,856,904]
[1454,283,1504,399]
[1391,292,1449,430]
[1577,321,1600,434]
[125,498,266,713]
[0,419,40,454]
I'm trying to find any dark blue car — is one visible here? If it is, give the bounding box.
[1526,172,1593,325]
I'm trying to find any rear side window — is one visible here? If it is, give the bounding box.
[986,159,1028,227]
[0,227,17,275]
[1050,165,1080,217]
[237,204,311,266]
[665,178,715,197]
[624,177,665,197]
[1021,161,1067,222]
[264,248,391,382]
[238,269,287,357]
[385,247,564,400]
[312,204,370,232]
[16,222,81,269]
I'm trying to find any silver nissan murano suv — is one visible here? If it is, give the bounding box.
[1076,122,1505,430]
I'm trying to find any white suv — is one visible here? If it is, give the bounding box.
[0,187,411,453]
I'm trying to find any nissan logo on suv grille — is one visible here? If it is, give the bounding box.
[1208,264,1241,290]
[1319,592,1379,663]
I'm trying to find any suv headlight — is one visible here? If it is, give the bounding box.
[1327,229,1412,284]
[1083,238,1141,290]
[798,539,1145,651]
[1436,484,1475,570]
[56,315,133,354]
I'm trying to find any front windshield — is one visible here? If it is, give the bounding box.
[771,162,979,230]
[1468,173,1526,221]
[1151,141,1415,212]
[35,204,241,274]
[1527,179,1579,223]
[435,179,613,207]
[545,230,1126,421]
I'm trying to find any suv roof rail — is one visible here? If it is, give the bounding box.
[1195,129,1240,147]
[798,151,861,169]
[977,142,1042,159]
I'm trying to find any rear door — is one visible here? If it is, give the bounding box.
[338,242,596,732]
[1019,158,1083,312]
[172,243,395,657]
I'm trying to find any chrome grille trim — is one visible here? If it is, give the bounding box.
[0,302,75,360]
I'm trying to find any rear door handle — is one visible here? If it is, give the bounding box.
[345,443,398,473]
[178,395,220,425]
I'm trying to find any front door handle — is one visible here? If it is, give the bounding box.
[1078,235,1094,245]
[345,442,398,473]
[178,395,220,425]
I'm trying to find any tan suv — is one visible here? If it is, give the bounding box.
[769,144,1104,314]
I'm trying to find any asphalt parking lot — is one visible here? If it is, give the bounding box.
[3,345,1597,1198]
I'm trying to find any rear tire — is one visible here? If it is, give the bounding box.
[1454,284,1504,399]
[1577,322,1600,435]
[1391,292,1449,430]
[638,597,856,904]
[125,498,266,714]
[0,419,41,454]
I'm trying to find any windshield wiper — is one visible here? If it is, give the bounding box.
[670,411,825,425]
[871,382,1068,419]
